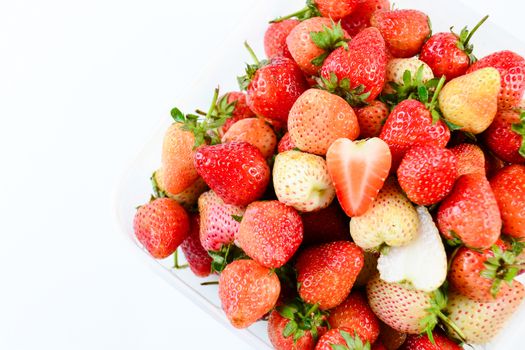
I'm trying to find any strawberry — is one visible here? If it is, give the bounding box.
[264,19,300,59]
[240,49,309,123]
[383,58,434,94]
[372,341,387,350]
[296,241,364,310]
[277,132,297,153]
[355,100,389,138]
[490,165,525,238]
[218,259,280,329]
[397,145,458,206]
[378,321,406,350]
[402,331,461,350]
[449,143,486,176]
[379,99,451,169]
[237,201,303,268]
[301,202,350,246]
[273,150,336,212]
[133,198,190,259]
[273,0,358,23]
[350,178,419,250]
[194,141,270,206]
[437,173,501,249]
[483,109,525,163]
[288,89,360,155]
[198,190,245,251]
[328,291,381,344]
[467,50,525,109]
[315,329,371,350]
[268,299,329,350]
[152,169,208,210]
[370,9,430,58]
[341,0,391,37]
[218,92,255,136]
[286,18,350,76]
[438,67,501,134]
[445,283,525,344]
[320,27,388,102]
[221,118,277,159]
[354,252,379,287]
[485,150,506,179]
[180,214,212,277]
[419,16,489,80]
[449,240,524,302]
[326,138,391,217]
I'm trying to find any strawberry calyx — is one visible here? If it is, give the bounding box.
[238,41,269,91]
[316,72,370,107]
[150,170,167,199]
[332,330,371,350]
[173,249,189,269]
[481,238,525,298]
[208,244,249,274]
[277,298,329,343]
[310,21,350,67]
[270,0,321,23]
[511,109,525,158]
[451,15,489,64]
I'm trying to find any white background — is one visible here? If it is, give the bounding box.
[1,1,524,349]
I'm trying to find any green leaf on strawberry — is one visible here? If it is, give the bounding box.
[309,21,350,67]
[276,298,329,342]
[208,244,249,274]
[451,15,489,64]
[316,72,370,107]
[270,0,321,23]
[237,41,269,91]
[511,110,525,157]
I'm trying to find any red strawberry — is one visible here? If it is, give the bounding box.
[301,202,350,246]
[378,321,407,350]
[219,92,255,135]
[315,328,371,350]
[288,89,360,156]
[133,198,190,259]
[264,19,300,59]
[437,173,501,249]
[372,341,387,350]
[320,27,387,102]
[379,99,451,169]
[490,165,525,238]
[198,190,245,251]
[355,100,389,138]
[326,138,391,217]
[194,141,270,206]
[370,9,431,58]
[397,145,458,206]
[180,214,212,277]
[244,55,309,124]
[419,16,488,80]
[402,331,461,350]
[341,0,391,37]
[485,150,506,179]
[328,291,380,344]
[237,201,303,268]
[286,18,350,76]
[296,241,364,310]
[449,143,486,176]
[467,50,525,109]
[219,259,280,329]
[483,109,525,164]
[315,0,359,20]
[449,240,523,302]
[278,132,297,153]
[221,118,277,159]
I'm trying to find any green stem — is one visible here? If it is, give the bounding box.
[428,76,446,111]
[173,250,188,269]
[201,281,219,286]
[205,88,220,120]
[447,246,461,272]
[507,264,525,270]
[437,311,466,343]
[305,303,319,316]
[194,109,207,116]
[270,6,310,23]
[464,15,489,47]
[244,41,260,65]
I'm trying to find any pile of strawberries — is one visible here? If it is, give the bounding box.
[132,0,525,348]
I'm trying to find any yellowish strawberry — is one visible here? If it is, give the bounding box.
[438,67,501,134]
[384,58,434,94]
[152,169,208,210]
[350,178,418,250]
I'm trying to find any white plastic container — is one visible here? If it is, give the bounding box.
[114,1,525,348]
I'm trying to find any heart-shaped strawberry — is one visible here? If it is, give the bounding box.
[326,138,392,217]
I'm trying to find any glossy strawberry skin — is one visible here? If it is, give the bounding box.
[355,100,389,138]
[314,328,354,350]
[402,331,462,350]
[247,56,309,123]
[219,92,255,135]
[315,0,359,21]
[341,0,391,37]
[483,109,525,164]
[437,173,501,249]
[180,214,212,277]
[467,50,525,109]
[194,142,270,207]
[277,132,297,153]
[397,145,458,206]
[133,198,190,259]
[268,311,320,350]
[370,9,430,58]
[296,241,364,310]
[321,27,387,102]
[450,143,486,176]
[264,19,300,59]
[419,32,470,80]
[379,99,451,169]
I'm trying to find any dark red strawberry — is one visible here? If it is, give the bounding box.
[483,109,525,164]
[133,198,190,259]
[278,132,297,153]
[301,202,350,246]
[194,141,270,206]
[264,19,300,59]
[315,328,371,350]
[402,331,462,350]
[219,92,255,135]
[341,0,391,37]
[180,214,212,277]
